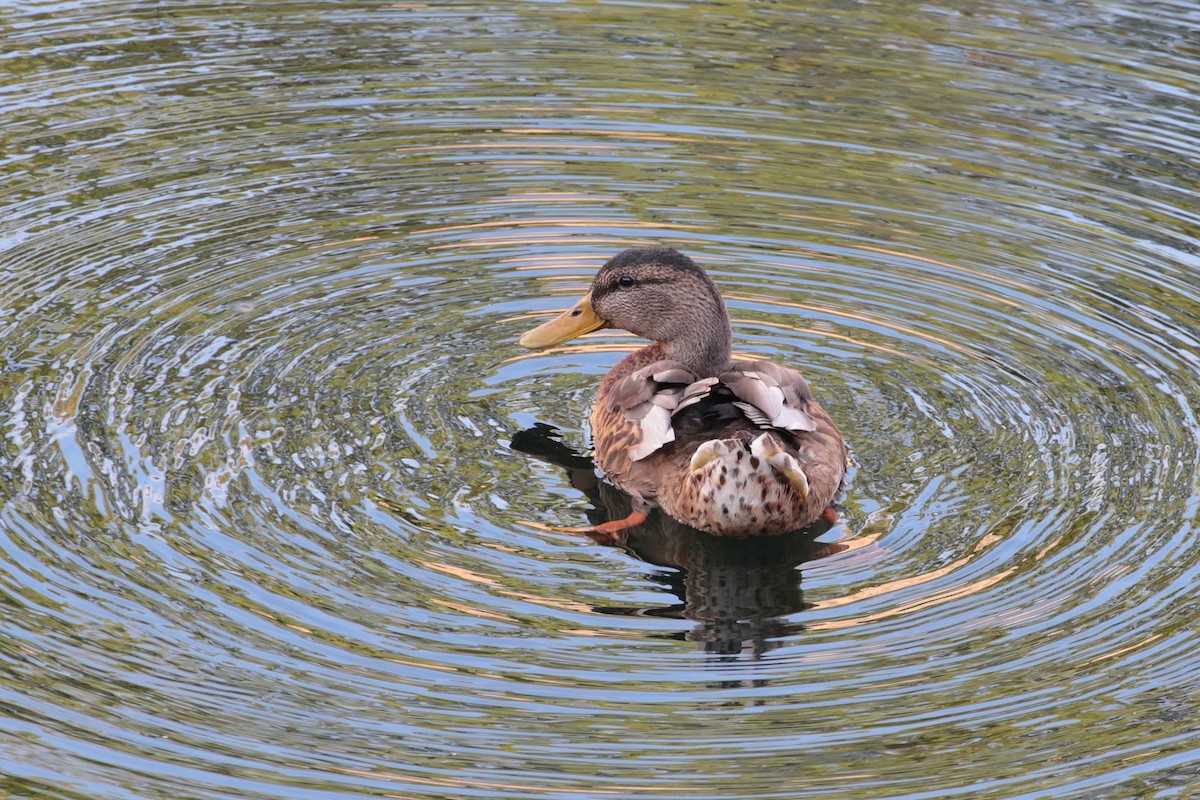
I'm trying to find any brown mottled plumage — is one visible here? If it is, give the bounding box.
[519,247,847,536]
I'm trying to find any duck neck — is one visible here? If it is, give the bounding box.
[661,312,732,377]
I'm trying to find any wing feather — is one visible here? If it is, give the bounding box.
[720,360,817,432]
[609,357,819,463]
[629,404,675,461]
[609,361,698,462]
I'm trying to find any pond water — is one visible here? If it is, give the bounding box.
[3,1,1200,798]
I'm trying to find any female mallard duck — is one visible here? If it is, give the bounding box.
[519,247,847,537]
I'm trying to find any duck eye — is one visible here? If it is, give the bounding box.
[618,275,636,288]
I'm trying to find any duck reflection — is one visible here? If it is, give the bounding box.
[512,423,845,660]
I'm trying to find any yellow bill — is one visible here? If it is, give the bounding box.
[518,293,607,349]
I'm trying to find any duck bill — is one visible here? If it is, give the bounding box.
[519,293,607,349]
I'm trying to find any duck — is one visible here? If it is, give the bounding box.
[518,247,847,537]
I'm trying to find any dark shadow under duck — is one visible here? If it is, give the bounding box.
[511,422,846,659]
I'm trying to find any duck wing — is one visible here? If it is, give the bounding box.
[716,360,818,432]
[607,361,700,461]
[608,359,818,463]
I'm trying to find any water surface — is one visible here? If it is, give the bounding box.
[2,1,1200,798]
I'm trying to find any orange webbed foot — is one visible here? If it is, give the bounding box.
[520,510,649,546]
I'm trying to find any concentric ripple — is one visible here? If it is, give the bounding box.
[2,1,1199,798]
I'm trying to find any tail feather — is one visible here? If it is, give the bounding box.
[751,433,810,498]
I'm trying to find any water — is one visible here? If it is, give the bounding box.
[2,1,1199,797]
